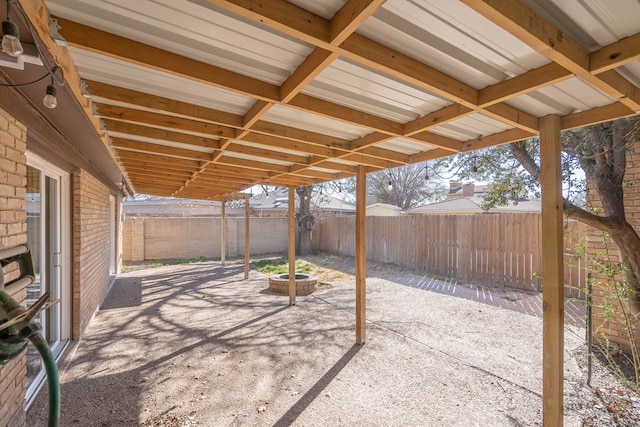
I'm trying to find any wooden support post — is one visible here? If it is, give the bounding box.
[540,114,564,427]
[220,199,226,266]
[244,195,250,279]
[288,186,296,305]
[355,166,367,344]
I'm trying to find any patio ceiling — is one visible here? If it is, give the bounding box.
[26,0,640,199]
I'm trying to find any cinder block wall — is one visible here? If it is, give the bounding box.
[235,217,289,255]
[121,217,289,262]
[0,107,28,427]
[72,170,113,340]
[586,142,640,352]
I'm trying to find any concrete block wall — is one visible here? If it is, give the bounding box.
[235,217,289,255]
[0,107,28,427]
[121,217,289,262]
[123,217,144,262]
[72,170,113,340]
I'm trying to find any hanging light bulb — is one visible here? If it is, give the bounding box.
[1,2,23,57]
[43,82,57,109]
[387,179,393,191]
[471,157,478,174]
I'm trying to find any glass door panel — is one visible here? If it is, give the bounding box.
[24,160,66,403]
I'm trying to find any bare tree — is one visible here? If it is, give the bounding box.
[369,163,446,210]
[295,186,315,256]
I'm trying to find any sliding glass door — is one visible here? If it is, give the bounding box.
[25,153,70,405]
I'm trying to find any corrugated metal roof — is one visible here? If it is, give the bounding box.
[304,58,451,122]
[360,0,550,88]
[23,0,638,199]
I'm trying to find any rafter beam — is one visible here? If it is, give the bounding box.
[590,31,640,74]
[462,0,640,111]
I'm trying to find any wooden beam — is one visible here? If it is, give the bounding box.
[404,104,474,137]
[464,128,535,151]
[289,93,405,135]
[590,31,640,74]
[113,138,214,161]
[410,148,455,163]
[98,104,235,139]
[56,17,280,101]
[479,63,570,106]
[410,132,463,152]
[85,80,243,127]
[103,119,222,150]
[561,102,636,130]
[288,186,296,305]
[118,151,203,169]
[539,114,564,427]
[225,143,311,165]
[355,165,366,344]
[280,48,337,102]
[462,0,640,112]
[330,0,386,45]
[244,196,250,279]
[220,200,226,266]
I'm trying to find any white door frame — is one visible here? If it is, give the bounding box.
[24,152,70,405]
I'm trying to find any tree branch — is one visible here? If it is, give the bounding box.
[509,141,540,179]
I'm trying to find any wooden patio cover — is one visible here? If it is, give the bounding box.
[19,1,640,425]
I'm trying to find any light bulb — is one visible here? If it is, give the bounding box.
[387,180,392,191]
[1,20,22,57]
[43,84,57,109]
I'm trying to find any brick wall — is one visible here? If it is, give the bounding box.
[586,143,640,352]
[0,107,28,427]
[72,170,113,339]
[121,217,289,262]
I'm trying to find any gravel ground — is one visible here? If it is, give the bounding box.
[27,255,639,426]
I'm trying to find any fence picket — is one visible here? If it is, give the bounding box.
[316,213,589,297]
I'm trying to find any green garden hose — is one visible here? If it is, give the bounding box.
[28,333,60,427]
[0,287,60,427]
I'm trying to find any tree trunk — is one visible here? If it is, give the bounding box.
[295,186,315,256]
[608,222,640,317]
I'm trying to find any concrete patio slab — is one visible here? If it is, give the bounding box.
[27,261,587,426]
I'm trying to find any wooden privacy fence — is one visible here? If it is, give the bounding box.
[314,213,588,298]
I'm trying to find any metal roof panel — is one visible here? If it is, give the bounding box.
[262,105,370,140]
[376,138,436,155]
[304,58,450,123]
[358,0,550,89]
[49,0,314,85]
[71,48,255,115]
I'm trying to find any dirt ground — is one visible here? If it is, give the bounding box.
[27,254,639,426]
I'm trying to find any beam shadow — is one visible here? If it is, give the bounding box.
[272,344,362,427]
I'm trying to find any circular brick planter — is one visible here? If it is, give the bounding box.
[268,273,318,296]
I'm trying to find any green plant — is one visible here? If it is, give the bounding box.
[174,256,210,265]
[580,231,639,390]
[148,262,165,268]
[251,257,313,275]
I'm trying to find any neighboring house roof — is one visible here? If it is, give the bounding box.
[366,203,403,216]
[446,182,489,198]
[406,196,541,215]
[248,188,355,212]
